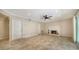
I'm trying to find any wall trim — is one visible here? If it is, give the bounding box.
[0,34,9,40]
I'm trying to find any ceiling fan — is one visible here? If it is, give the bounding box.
[42,14,52,21]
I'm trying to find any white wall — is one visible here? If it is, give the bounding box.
[10,16,73,40]
[23,20,41,38]
[41,19,73,37]
[11,16,41,40]
[40,23,46,34]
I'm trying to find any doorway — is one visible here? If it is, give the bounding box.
[0,13,9,49]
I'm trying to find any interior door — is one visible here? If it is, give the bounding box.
[74,15,79,43]
[76,16,79,43]
[73,16,77,43]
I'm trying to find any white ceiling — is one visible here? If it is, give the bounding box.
[3,9,77,23]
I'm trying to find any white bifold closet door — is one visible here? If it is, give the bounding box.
[11,17,22,40]
[11,17,41,40]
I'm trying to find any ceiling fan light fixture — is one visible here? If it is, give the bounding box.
[42,14,52,21]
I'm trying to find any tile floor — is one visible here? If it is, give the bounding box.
[0,35,78,50]
[10,35,78,50]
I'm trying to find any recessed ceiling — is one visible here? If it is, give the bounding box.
[2,9,77,23]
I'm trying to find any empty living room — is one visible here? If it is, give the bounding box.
[0,9,79,50]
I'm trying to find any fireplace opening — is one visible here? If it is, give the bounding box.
[51,30,58,34]
[48,30,59,35]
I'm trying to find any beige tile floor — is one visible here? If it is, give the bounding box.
[10,35,78,50]
[0,39,9,50]
[0,35,78,50]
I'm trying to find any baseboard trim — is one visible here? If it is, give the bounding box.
[0,34,9,40]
